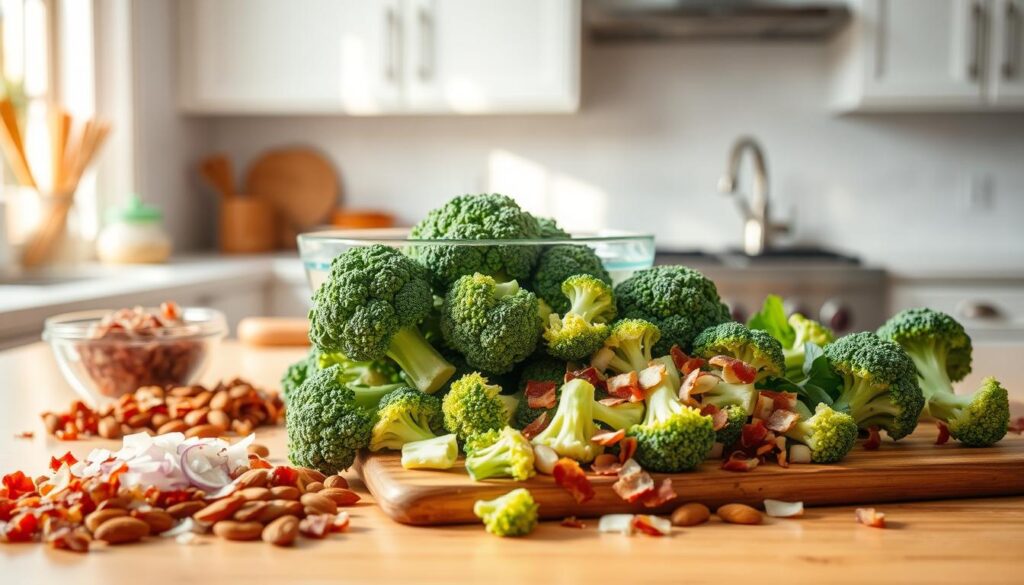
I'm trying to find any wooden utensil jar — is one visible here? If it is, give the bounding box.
[219,197,276,254]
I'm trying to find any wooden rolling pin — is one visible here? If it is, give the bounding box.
[237,317,310,347]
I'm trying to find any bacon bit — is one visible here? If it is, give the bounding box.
[591,454,624,476]
[669,345,706,375]
[552,459,595,504]
[741,420,769,448]
[935,421,950,445]
[561,516,586,529]
[1009,417,1024,434]
[49,452,79,473]
[299,513,332,538]
[591,429,626,447]
[271,466,301,487]
[641,479,678,509]
[775,436,788,468]
[565,366,606,391]
[618,437,638,463]
[631,514,671,536]
[106,463,129,491]
[3,471,36,499]
[521,411,550,439]
[765,409,800,434]
[721,451,760,472]
[606,371,644,402]
[709,356,756,384]
[525,380,558,410]
[3,510,39,542]
[638,364,666,391]
[679,369,719,407]
[755,441,777,457]
[701,404,729,431]
[331,511,351,533]
[613,462,655,503]
[855,507,886,528]
[752,394,775,421]
[14,431,33,439]
[864,427,882,451]
[597,397,629,407]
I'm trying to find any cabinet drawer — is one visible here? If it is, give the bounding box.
[890,281,1024,342]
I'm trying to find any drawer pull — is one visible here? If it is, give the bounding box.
[957,301,1001,320]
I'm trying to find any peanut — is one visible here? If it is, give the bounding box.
[717,503,763,525]
[93,517,150,544]
[671,503,711,527]
[262,515,299,547]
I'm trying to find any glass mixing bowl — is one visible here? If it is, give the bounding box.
[296,228,656,292]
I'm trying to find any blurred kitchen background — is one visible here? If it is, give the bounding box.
[0,0,1022,352]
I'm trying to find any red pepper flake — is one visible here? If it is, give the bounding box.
[606,371,644,402]
[2,471,36,499]
[855,507,886,528]
[49,452,79,473]
[863,426,881,451]
[591,429,625,447]
[708,356,757,384]
[560,516,586,529]
[13,431,33,440]
[590,453,623,476]
[552,458,595,504]
[271,466,301,487]
[618,437,638,464]
[765,409,800,434]
[521,411,550,440]
[935,421,950,445]
[525,380,558,410]
[670,345,706,375]
[721,451,760,472]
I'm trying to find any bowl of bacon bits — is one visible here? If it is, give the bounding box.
[43,302,227,404]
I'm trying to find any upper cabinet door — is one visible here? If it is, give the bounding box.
[989,0,1024,105]
[401,0,580,113]
[179,0,402,114]
[863,0,985,106]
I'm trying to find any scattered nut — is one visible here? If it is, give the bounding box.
[184,424,222,439]
[717,503,763,525]
[238,487,271,502]
[193,495,246,524]
[132,509,175,534]
[671,503,711,527]
[300,493,337,515]
[318,488,361,507]
[262,515,300,547]
[212,520,263,541]
[93,516,150,544]
[166,500,205,519]
[270,486,300,501]
[248,443,270,458]
[323,475,349,489]
[85,508,128,533]
[97,417,122,439]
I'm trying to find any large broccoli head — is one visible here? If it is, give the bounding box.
[533,215,569,239]
[441,372,511,442]
[441,273,541,374]
[308,244,454,393]
[692,321,785,381]
[614,265,731,354]
[281,349,318,405]
[928,377,1009,447]
[543,274,616,361]
[824,332,925,441]
[369,387,444,451]
[531,245,611,314]
[876,307,973,396]
[410,193,542,288]
[286,365,374,474]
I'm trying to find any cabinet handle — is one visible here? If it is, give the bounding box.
[418,6,434,82]
[1005,1,1021,79]
[969,0,985,80]
[957,300,1002,320]
[385,7,399,82]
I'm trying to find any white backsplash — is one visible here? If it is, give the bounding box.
[205,42,1024,274]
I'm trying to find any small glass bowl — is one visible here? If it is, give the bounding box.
[43,307,227,405]
[297,228,656,292]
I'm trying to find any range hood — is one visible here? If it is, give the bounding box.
[586,0,851,41]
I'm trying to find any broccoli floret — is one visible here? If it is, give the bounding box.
[309,350,409,410]
[927,377,1009,447]
[785,402,858,463]
[441,273,541,374]
[543,275,616,361]
[824,332,925,440]
[281,349,318,405]
[701,380,758,417]
[512,356,568,428]
[473,488,539,537]
[614,265,731,354]
[531,378,603,463]
[464,426,536,481]
[286,365,374,474]
[442,373,511,442]
[401,434,459,470]
[531,245,611,314]
[592,400,645,431]
[692,322,785,380]
[534,215,569,239]
[786,314,835,379]
[715,405,748,447]
[593,319,661,375]
[625,356,715,472]
[410,194,542,288]
[876,307,973,398]
[370,387,444,451]
[308,244,455,393]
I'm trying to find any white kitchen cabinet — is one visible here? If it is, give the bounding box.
[889,277,1024,344]
[830,0,1024,111]
[178,0,579,115]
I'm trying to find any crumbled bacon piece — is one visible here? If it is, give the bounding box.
[1009,417,1024,434]
[3,471,36,499]
[679,369,718,406]
[49,452,78,473]
[670,345,706,375]
[765,409,800,434]
[631,514,671,536]
[521,411,550,439]
[591,454,624,476]
[863,427,881,451]
[638,364,666,391]
[3,510,39,542]
[597,397,629,408]
[618,437,638,463]
[641,479,677,509]
[606,371,644,402]
[612,460,655,503]
[709,356,756,384]
[701,404,728,431]
[565,366,606,391]
[741,420,769,448]
[935,421,950,445]
[721,451,760,472]
[525,380,558,410]
[14,431,33,440]
[561,516,586,529]
[855,507,886,528]
[752,394,775,421]
[553,459,595,504]
[591,429,626,447]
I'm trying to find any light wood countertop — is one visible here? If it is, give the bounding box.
[2,341,1023,585]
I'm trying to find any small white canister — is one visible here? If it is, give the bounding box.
[96,195,172,264]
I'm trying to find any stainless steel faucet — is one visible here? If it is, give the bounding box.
[717,136,789,256]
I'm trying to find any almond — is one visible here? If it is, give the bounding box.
[297,467,327,484]
[207,409,230,431]
[183,408,210,427]
[151,413,170,429]
[303,481,324,493]
[166,500,205,519]
[717,503,763,525]
[93,516,150,544]
[132,509,175,534]
[157,420,189,434]
[318,488,361,507]
[238,487,271,501]
[212,520,263,541]
[98,417,122,439]
[233,501,269,522]
[262,515,299,547]
[323,475,349,489]
[235,468,270,489]
[194,495,246,523]
[671,502,710,527]
[270,486,300,501]
[248,443,270,458]
[300,493,337,515]
[185,424,222,439]
[85,508,127,533]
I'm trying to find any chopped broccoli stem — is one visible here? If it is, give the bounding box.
[386,326,456,394]
[531,378,602,463]
[401,434,459,470]
[464,427,536,481]
[592,400,644,431]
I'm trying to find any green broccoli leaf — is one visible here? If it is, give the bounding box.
[747,294,796,348]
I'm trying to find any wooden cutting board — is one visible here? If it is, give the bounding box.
[245,147,339,247]
[356,430,1024,526]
